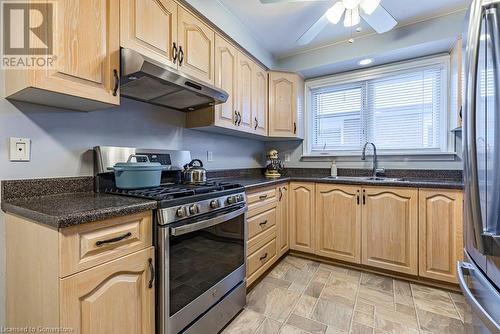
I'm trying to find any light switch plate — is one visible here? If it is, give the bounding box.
[284,153,291,162]
[207,151,213,162]
[9,137,31,161]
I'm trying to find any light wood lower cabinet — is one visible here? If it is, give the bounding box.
[277,184,290,256]
[315,184,361,264]
[362,187,419,275]
[290,182,315,253]
[6,212,155,332]
[419,189,464,283]
[60,248,155,334]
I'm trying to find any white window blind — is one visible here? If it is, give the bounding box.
[308,60,448,154]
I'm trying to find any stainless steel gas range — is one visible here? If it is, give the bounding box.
[94,146,247,334]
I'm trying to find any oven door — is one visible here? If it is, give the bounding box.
[158,204,247,334]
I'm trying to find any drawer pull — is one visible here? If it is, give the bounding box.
[259,253,268,261]
[259,194,268,200]
[95,232,132,247]
[148,258,155,289]
[259,220,268,227]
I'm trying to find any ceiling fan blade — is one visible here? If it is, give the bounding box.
[297,13,330,45]
[360,5,397,33]
[260,0,329,3]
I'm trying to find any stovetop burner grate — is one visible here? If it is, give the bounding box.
[105,181,241,201]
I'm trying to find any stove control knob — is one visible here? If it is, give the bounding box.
[176,207,186,218]
[227,196,237,205]
[237,194,245,202]
[210,200,220,209]
[189,204,200,215]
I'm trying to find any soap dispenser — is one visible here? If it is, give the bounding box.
[330,160,338,177]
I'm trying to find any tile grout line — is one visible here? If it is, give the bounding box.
[347,271,363,333]
[410,283,423,332]
[448,291,465,324]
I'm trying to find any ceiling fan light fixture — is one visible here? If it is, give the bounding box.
[360,0,381,15]
[326,2,346,24]
[344,7,360,27]
[342,0,361,10]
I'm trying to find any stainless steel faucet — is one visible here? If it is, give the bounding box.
[361,142,385,178]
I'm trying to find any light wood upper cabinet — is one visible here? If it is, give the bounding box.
[290,182,315,253]
[315,184,362,264]
[214,36,238,129]
[268,71,304,138]
[419,189,464,283]
[253,65,268,136]
[120,0,178,69]
[236,51,254,132]
[277,184,290,256]
[177,7,215,84]
[5,0,120,110]
[60,248,155,334]
[362,187,418,275]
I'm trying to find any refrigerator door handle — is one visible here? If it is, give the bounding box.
[465,0,487,253]
[457,261,500,333]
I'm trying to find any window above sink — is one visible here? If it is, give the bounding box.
[303,55,456,158]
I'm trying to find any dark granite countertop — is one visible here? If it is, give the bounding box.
[214,175,464,191]
[1,192,157,229]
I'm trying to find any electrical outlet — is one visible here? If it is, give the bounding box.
[9,137,31,162]
[207,151,213,162]
[284,153,291,162]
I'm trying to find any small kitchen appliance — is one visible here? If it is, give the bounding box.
[264,149,284,178]
[94,146,247,334]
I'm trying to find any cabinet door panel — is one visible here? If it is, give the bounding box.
[253,65,268,135]
[237,52,253,132]
[316,184,361,263]
[419,189,463,283]
[60,248,155,334]
[277,185,289,256]
[120,0,178,68]
[178,7,215,84]
[269,72,297,137]
[362,187,418,275]
[290,183,315,253]
[214,36,238,129]
[34,0,119,105]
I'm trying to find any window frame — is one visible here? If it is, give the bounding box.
[304,55,453,157]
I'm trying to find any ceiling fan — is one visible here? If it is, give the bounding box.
[260,0,398,45]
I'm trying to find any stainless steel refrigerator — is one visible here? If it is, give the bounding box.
[461,0,500,333]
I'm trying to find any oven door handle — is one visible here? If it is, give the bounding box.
[170,206,247,236]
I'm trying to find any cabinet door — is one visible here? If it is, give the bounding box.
[236,51,254,132]
[178,7,215,84]
[120,0,178,69]
[315,184,361,264]
[214,35,238,129]
[419,189,463,283]
[33,0,120,105]
[269,72,298,138]
[277,185,289,256]
[253,65,268,136]
[362,187,418,275]
[290,183,315,253]
[60,248,155,334]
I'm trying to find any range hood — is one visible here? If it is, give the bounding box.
[120,48,228,111]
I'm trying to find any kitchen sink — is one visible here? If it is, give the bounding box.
[322,176,408,182]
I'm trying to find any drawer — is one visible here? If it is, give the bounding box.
[60,211,152,277]
[247,237,277,278]
[247,187,277,211]
[248,206,276,242]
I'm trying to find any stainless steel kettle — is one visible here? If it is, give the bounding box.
[182,159,207,184]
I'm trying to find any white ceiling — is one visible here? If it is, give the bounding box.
[218,0,470,58]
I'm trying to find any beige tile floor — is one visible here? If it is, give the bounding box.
[224,255,466,334]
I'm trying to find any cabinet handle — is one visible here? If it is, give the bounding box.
[172,42,178,64]
[259,220,268,227]
[363,190,366,205]
[293,122,297,134]
[254,117,259,130]
[179,46,184,66]
[238,112,242,126]
[259,194,268,200]
[95,232,132,247]
[259,253,268,261]
[234,110,239,125]
[357,190,360,205]
[279,187,283,201]
[112,69,120,96]
[148,258,155,289]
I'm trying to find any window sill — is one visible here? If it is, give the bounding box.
[302,151,459,162]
